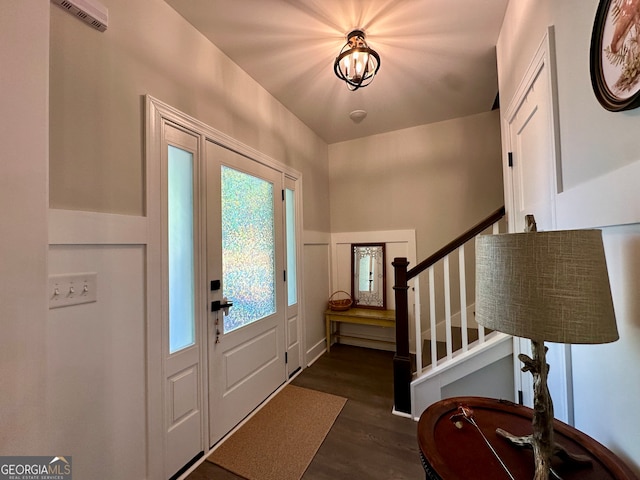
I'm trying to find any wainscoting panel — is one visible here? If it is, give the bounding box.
[48,210,147,480]
[303,231,331,364]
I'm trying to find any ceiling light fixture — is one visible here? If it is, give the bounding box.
[334,29,380,91]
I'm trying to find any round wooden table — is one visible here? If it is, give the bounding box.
[417,397,638,480]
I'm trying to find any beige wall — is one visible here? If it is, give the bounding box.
[0,0,50,456]
[498,0,640,473]
[328,111,504,339]
[49,0,330,232]
[328,110,504,260]
[496,1,552,112]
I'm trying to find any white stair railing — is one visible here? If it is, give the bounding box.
[393,207,505,414]
[414,217,503,376]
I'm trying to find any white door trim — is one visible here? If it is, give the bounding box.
[145,95,304,478]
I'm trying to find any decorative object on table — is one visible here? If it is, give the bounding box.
[334,29,381,91]
[450,405,516,480]
[351,243,386,309]
[327,290,352,311]
[475,218,619,480]
[590,0,640,111]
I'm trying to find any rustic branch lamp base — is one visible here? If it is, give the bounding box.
[496,428,592,466]
[497,339,592,479]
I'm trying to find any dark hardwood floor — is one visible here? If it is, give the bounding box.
[186,344,424,480]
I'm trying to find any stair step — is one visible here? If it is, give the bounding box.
[422,340,447,368]
[421,326,490,368]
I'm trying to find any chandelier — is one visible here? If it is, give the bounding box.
[334,29,381,91]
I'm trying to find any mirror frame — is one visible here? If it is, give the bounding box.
[350,243,386,310]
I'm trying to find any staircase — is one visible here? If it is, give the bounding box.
[423,325,482,367]
[392,207,514,418]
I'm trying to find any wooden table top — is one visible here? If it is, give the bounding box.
[324,307,395,321]
[417,397,638,480]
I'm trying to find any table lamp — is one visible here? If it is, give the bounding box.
[475,221,619,480]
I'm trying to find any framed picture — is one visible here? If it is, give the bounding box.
[590,0,640,111]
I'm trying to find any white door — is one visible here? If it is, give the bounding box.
[508,68,556,233]
[162,123,205,478]
[505,29,572,424]
[206,140,287,446]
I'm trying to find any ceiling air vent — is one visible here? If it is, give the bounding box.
[51,0,108,32]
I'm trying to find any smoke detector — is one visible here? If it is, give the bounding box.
[51,0,108,32]
[349,110,368,124]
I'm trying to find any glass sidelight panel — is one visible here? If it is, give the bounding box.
[221,166,276,333]
[285,188,297,306]
[168,145,196,354]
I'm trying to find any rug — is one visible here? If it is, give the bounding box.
[207,384,347,480]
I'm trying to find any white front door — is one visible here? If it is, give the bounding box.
[206,140,287,446]
[162,123,206,478]
[147,97,303,478]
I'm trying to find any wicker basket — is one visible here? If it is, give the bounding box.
[328,290,353,311]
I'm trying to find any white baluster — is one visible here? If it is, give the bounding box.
[459,245,468,352]
[414,278,422,376]
[429,266,437,368]
[444,255,452,360]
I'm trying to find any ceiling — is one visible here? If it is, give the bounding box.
[164,0,509,144]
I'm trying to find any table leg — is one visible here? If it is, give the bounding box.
[326,317,331,353]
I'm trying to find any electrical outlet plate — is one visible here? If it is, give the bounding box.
[49,272,98,309]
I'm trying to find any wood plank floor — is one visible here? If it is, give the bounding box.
[186,344,424,480]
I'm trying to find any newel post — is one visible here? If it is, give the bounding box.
[392,257,411,415]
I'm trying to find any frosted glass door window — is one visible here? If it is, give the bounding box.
[221,166,276,333]
[285,188,297,306]
[168,145,196,354]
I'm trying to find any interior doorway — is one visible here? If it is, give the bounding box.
[503,28,572,425]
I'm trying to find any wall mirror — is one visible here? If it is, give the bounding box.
[351,243,386,309]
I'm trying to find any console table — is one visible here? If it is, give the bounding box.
[324,308,395,353]
[417,396,638,480]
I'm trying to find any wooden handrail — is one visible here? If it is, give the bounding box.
[407,206,505,281]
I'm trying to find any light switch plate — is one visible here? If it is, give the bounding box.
[49,272,97,309]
